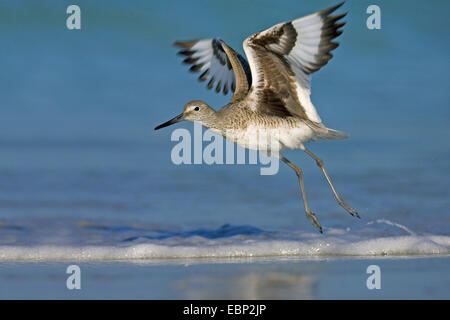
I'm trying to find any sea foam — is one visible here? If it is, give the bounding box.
[0,219,449,262]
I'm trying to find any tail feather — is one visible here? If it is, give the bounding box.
[304,120,349,141]
[320,128,349,140]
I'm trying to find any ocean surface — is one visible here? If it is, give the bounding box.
[0,0,449,299]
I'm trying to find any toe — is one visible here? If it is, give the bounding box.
[306,210,323,233]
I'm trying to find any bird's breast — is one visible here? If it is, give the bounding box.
[220,119,314,151]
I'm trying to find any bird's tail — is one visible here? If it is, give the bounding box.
[320,127,349,140]
[321,128,349,140]
[304,120,349,141]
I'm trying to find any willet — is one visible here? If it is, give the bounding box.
[155,2,359,233]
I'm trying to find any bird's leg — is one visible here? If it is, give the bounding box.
[300,145,360,218]
[280,154,323,233]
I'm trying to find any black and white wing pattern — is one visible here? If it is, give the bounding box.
[174,39,251,96]
[243,2,346,124]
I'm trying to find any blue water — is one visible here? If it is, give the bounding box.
[0,0,449,262]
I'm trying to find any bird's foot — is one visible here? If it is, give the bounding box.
[306,210,323,233]
[338,200,360,219]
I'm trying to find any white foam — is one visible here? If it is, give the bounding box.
[1,219,449,262]
[0,235,449,262]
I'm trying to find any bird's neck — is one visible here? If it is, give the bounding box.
[197,113,222,133]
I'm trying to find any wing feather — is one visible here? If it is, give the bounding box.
[243,2,346,123]
[174,39,251,99]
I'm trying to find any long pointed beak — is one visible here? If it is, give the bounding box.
[154,113,185,130]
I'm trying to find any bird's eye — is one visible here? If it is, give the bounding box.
[194,107,200,111]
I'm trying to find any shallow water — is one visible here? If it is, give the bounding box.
[0,256,449,299]
[0,0,449,265]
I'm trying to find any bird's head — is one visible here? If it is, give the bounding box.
[154,100,216,130]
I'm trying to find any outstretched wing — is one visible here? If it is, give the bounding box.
[243,2,346,124]
[174,39,252,100]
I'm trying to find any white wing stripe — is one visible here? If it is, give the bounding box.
[175,39,238,95]
[243,39,261,88]
[243,2,346,123]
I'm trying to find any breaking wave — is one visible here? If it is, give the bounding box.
[0,220,449,262]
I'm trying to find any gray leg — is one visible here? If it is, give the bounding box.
[280,154,323,233]
[300,146,360,218]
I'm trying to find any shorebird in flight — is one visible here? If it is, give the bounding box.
[155,2,359,232]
